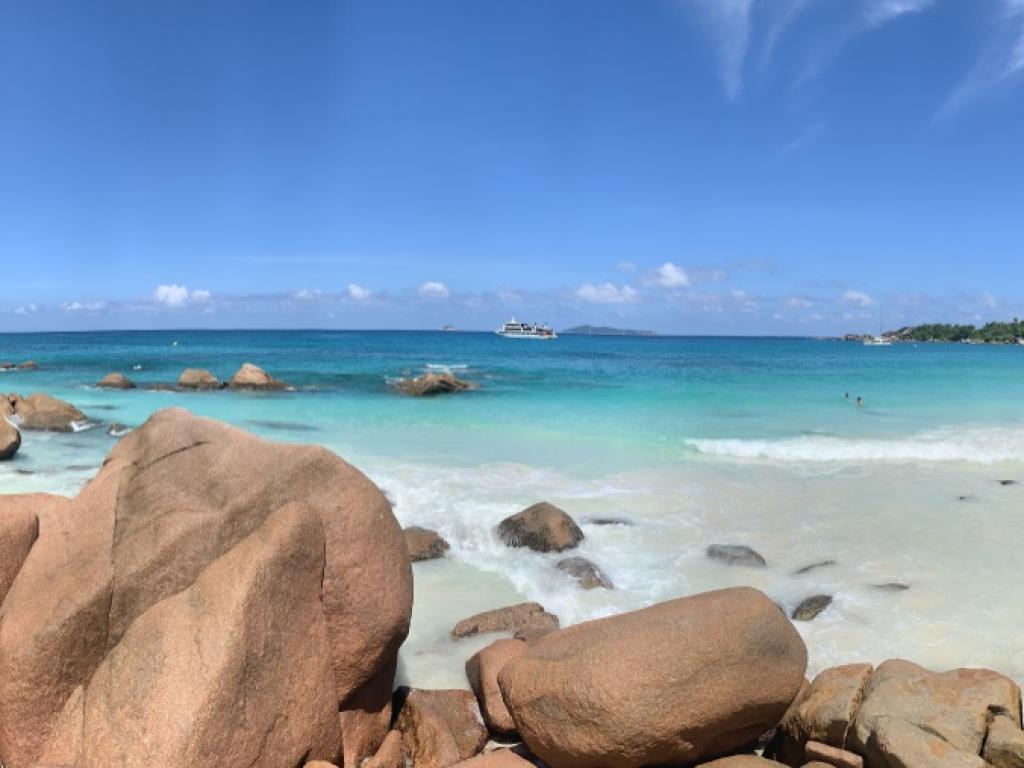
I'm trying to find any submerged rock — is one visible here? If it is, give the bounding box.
[497,502,584,553]
[0,408,412,768]
[97,372,136,390]
[791,594,833,621]
[403,526,450,562]
[452,603,559,640]
[498,587,807,768]
[795,559,837,575]
[583,516,634,526]
[1,418,21,460]
[872,582,910,592]
[395,688,488,768]
[706,543,767,567]
[17,360,38,370]
[229,362,287,390]
[1,392,87,431]
[1000,480,1018,486]
[396,373,475,396]
[106,422,130,437]
[177,368,223,389]
[556,556,613,589]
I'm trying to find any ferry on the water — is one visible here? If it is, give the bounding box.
[495,318,558,339]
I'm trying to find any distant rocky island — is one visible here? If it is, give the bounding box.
[844,318,1024,345]
[562,325,657,337]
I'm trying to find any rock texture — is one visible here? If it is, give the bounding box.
[229,362,287,390]
[1,393,86,431]
[0,498,41,605]
[498,587,807,768]
[804,740,863,768]
[0,408,412,768]
[1,417,20,460]
[697,757,786,767]
[96,372,135,390]
[452,603,560,640]
[396,373,474,396]
[404,526,450,562]
[177,368,223,389]
[452,750,538,768]
[497,502,583,553]
[848,659,1021,768]
[395,689,488,768]
[791,595,833,621]
[983,714,1024,768]
[363,730,405,768]
[465,638,527,736]
[556,556,612,589]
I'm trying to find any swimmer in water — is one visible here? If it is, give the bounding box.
[845,392,849,399]
[856,396,863,406]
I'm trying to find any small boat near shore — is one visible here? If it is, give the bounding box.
[496,318,557,339]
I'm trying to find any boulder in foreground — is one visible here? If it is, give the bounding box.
[498,587,807,768]
[396,373,474,396]
[229,362,288,390]
[465,638,527,736]
[1,392,87,431]
[0,408,412,768]
[395,688,488,768]
[452,602,559,640]
[497,502,583,553]
[1,418,20,460]
[177,368,223,389]
[97,372,136,390]
[403,526,450,562]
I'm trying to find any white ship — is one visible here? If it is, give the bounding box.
[495,318,557,339]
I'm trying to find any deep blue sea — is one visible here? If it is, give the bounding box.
[3,330,1024,684]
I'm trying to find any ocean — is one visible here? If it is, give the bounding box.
[3,330,1024,685]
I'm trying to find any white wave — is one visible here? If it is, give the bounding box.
[425,363,469,373]
[70,420,99,433]
[686,427,1024,464]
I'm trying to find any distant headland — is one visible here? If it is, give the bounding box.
[561,325,657,337]
[843,318,1024,345]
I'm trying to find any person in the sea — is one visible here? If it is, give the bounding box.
[845,392,849,399]
[856,396,863,407]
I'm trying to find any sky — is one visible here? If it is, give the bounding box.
[1,0,1023,334]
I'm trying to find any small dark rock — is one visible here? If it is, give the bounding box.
[452,602,559,640]
[145,383,177,392]
[497,502,584,553]
[556,556,613,590]
[999,480,1018,486]
[794,559,837,575]
[402,526,450,562]
[873,582,910,592]
[706,543,767,568]
[791,594,833,621]
[583,516,634,527]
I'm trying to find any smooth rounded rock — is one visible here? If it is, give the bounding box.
[465,638,527,736]
[2,393,86,431]
[706,544,767,567]
[452,603,559,640]
[396,373,474,396]
[97,373,135,390]
[498,587,807,768]
[404,526,450,562]
[177,368,222,389]
[497,502,583,553]
[556,556,612,589]
[1,418,20,460]
[229,362,287,390]
[395,688,488,768]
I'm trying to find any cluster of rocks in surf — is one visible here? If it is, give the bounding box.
[2,409,1023,768]
[97,362,290,392]
[394,372,476,397]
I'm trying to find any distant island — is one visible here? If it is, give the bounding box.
[562,325,657,337]
[844,318,1024,345]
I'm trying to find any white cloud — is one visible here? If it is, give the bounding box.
[651,261,691,288]
[292,288,322,301]
[13,303,38,315]
[347,284,372,301]
[418,281,449,299]
[863,0,934,26]
[617,260,638,272]
[576,282,638,304]
[63,301,107,312]
[688,0,756,101]
[842,289,875,307]
[152,284,212,307]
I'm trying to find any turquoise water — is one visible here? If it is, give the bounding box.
[3,331,1024,684]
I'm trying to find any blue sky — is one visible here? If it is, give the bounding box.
[1,0,1022,334]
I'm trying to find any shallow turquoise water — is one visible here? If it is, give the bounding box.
[3,331,1024,685]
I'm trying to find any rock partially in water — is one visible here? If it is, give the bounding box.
[1,418,21,460]
[403,526,450,562]
[497,502,584,553]
[706,543,767,568]
[452,603,559,640]
[17,360,38,371]
[145,383,177,392]
[394,688,488,768]
[229,362,288,390]
[107,422,131,438]
[794,559,837,575]
[556,556,613,590]
[97,372,136,390]
[583,516,634,527]
[791,594,833,621]
[999,479,1018,486]
[497,587,807,768]
[1,392,87,431]
[872,582,910,592]
[177,368,223,390]
[395,373,475,397]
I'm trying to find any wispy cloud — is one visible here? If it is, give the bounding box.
[937,0,1024,119]
[778,121,826,157]
[575,282,638,304]
[417,281,450,299]
[759,0,816,70]
[687,0,756,101]
[63,300,107,313]
[842,289,875,307]
[863,0,935,27]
